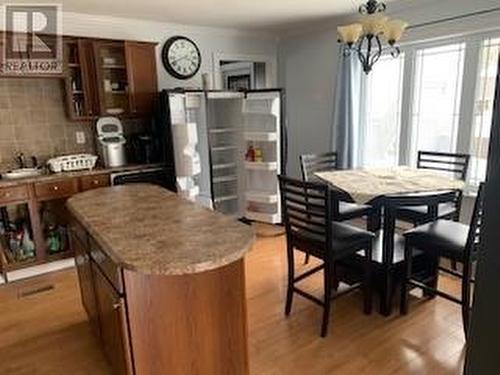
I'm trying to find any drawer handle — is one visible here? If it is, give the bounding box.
[93,180,99,185]
[53,186,59,191]
[3,192,10,197]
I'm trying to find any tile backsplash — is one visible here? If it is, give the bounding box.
[0,78,146,171]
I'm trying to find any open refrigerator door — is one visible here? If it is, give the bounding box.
[242,91,282,224]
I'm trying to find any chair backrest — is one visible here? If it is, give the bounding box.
[278,175,332,255]
[300,152,338,182]
[417,151,471,181]
[382,190,459,264]
[465,183,486,257]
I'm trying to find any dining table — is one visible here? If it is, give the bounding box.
[315,166,466,315]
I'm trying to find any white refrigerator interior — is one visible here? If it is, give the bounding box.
[168,90,283,224]
[169,93,202,202]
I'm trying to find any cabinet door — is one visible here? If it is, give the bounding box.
[93,41,130,116]
[92,262,132,374]
[125,41,158,115]
[70,227,100,336]
[78,39,100,117]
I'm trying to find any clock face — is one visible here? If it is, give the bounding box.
[162,36,201,80]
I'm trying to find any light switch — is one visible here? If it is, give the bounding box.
[76,131,86,144]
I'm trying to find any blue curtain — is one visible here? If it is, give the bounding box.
[333,48,363,169]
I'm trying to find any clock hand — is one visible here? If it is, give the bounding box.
[171,55,189,64]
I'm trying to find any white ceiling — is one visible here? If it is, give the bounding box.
[14,0,403,31]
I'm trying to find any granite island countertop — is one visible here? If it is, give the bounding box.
[67,184,255,275]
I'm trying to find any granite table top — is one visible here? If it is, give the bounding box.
[67,184,255,276]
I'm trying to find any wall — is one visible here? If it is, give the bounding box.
[278,0,500,176]
[0,79,93,170]
[60,12,279,90]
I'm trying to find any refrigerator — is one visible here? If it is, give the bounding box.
[154,89,287,224]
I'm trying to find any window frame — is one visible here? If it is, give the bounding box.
[373,29,500,191]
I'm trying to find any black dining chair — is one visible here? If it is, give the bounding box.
[278,175,374,337]
[368,190,459,316]
[300,152,375,264]
[397,151,471,226]
[300,152,374,221]
[400,183,485,337]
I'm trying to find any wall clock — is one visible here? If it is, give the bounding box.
[162,36,201,80]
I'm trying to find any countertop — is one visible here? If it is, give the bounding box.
[0,163,166,188]
[67,184,255,276]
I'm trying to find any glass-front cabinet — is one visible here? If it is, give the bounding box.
[94,41,130,116]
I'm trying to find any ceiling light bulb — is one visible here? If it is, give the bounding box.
[337,23,363,44]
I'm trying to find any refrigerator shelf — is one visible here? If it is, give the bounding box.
[213,162,237,170]
[245,161,278,171]
[213,175,238,183]
[214,195,238,203]
[245,211,281,224]
[207,92,245,99]
[211,146,238,151]
[244,132,278,142]
[245,191,279,204]
[209,127,239,134]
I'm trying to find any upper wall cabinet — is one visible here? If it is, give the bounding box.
[64,38,100,120]
[125,41,158,116]
[93,40,157,117]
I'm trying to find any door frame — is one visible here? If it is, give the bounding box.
[211,52,277,89]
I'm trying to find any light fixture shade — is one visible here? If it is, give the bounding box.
[383,19,409,42]
[361,14,388,35]
[337,23,363,44]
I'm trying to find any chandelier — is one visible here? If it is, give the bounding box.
[337,0,408,74]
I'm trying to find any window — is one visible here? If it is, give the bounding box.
[411,44,465,157]
[362,54,404,167]
[469,38,500,185]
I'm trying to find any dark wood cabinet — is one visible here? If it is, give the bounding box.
[125,41,158,115]
[91,261,131,375]
[63,38,100,120]
[71,227,100,336]
[80,174,110,192]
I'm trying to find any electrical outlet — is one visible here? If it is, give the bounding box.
[76,131,86,144]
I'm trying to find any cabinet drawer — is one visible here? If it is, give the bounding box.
[35,178,79,200]
[80,174,110,191]
[89,236,123,294]
[0,185,29,204]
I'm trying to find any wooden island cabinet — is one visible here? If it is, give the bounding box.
[67,184,255,375]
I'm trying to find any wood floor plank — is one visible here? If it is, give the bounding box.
[0,234,465,374]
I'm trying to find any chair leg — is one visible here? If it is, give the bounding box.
[320,262,333,337]
[285,242,295,316]
[304,253,310,264]
[380,270,393,316]
[363,245,373,315]
[461,261,472,339]
[400,241,412,315]
[423,255,439,299]
[332,263,339,291]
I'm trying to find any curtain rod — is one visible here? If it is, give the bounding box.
[407,6,500,30]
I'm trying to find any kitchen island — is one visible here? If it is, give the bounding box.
[67,184,255,374]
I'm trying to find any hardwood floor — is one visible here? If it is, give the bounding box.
[0,234,465,374]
